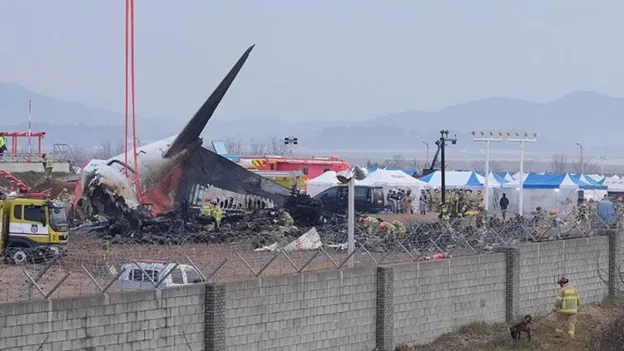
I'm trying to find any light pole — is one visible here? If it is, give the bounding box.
[471,131,503,211]
[508,132,537,216]
[600,156,606,176]
[439,130,458,207]
[283,136,298,156]
[576,142,583,174]
[337,167,368,268]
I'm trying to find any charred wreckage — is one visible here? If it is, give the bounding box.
[72,45,345,249]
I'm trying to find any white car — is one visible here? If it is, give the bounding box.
[117,262,205,291]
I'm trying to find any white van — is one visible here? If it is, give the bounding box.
[117,262,205,291]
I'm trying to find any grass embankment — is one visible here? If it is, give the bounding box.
[399,298,624,351]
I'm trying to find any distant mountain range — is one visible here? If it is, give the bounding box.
[0,82,621,155]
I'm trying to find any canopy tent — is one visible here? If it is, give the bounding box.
[366,167,417,177]
[306,171,339,197]
[418,171,484,188]
[419,171,505,188]
[360,169,427,190]
[604,175,624,192]
[498,172,607,214]
[585,174,606,184]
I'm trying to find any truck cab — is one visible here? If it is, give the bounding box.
[0,195,69,263]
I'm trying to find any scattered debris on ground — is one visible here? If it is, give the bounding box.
[399,298,624,351]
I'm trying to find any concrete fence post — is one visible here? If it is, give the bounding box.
[376,266,394,351]
[494,247,520,323]
[607,229,623,296]
[205,283,226,351]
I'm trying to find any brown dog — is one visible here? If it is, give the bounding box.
[509,315,532,342]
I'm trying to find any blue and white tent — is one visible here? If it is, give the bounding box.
[498,172,607,214]
[418,171,484,188]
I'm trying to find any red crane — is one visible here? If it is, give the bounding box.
[124,0,142,199]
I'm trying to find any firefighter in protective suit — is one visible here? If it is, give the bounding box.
[278,208,294,227]
[41,153,54,182]
[553,277,580,338]
[200,198,222,231]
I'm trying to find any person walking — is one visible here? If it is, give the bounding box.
[499,193,509,220]
[402,189,414,214]
[419,190,428,215]
[553,277,580,339]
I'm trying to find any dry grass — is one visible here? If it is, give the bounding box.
[400,298,624,351]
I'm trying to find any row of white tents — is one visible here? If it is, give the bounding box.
[306,169,613,214]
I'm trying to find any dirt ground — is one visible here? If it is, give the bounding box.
[0,234,417,303]
[401,298,624,351]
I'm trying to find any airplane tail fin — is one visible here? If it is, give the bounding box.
[163,45,255,158]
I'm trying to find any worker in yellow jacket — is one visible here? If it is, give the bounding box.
[41,153,54,182]
[553,277,580,338]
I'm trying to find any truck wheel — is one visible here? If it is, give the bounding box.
[7,248,28,265]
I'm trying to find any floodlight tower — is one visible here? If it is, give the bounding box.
[471,130,503,211]
[283,136,298,156]
[507,132,537,216]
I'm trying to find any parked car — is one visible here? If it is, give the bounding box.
[117,262,205,291]
[312,185,385,214]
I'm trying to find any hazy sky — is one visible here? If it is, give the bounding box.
[1,0,623,123]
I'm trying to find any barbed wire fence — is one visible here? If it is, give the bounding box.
[0,210,622,304]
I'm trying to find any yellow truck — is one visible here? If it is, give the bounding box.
[0,195,69,264]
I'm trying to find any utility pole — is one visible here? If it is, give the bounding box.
[422,141,429,165]
[508,132,537,216]
[576,142,583,174]
[439,130,458,207]
[471,131,503,211]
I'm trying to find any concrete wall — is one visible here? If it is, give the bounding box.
[222,268,377,351]
[0,231,622,351]
[517,237,611,317]
[0,284,205,351]
[392,254,506,345]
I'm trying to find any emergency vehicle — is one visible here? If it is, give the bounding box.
[237,155,351,190]
[0,193,69,264]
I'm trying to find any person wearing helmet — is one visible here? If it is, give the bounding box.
[378,220,397,239]
[358,216,379,235]
[553,277,580,338]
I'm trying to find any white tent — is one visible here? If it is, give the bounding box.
[359,169,428,192]
[604,175,624,192]
[418,171,484,189]
[305,171,339,197]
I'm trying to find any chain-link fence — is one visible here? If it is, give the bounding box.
[0,210,621,303]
